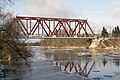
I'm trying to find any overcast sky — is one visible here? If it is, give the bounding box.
[8,0,120,32]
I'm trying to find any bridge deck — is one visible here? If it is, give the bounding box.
[41,37,95,39]
[23,37,95,39]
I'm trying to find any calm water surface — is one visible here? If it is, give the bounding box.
[2,46,120,80]
[32,46,120,80]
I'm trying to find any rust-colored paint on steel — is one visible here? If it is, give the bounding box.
[55,61,95,77]
[15,16,95,37]
[82,61,89,74]
[86,61,95,77]
[16,16,87,22]
[77,63,82,71]
[64,62,70,71]
[70,62,74,72]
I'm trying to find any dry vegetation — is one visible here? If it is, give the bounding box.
[97,38,120,48]
[40,38,92,48]
[0,0,32,69]
[0,19,33,67]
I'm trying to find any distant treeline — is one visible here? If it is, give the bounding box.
[101,26,120,37]
[26,26,120,47]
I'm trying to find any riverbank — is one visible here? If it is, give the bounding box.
[39,46,120,50]
[40,38,92,48]
[38,38,120,49]
[1,61,88,80]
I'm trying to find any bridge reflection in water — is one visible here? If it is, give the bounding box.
[40,47,120,79]
[54,60,95,77]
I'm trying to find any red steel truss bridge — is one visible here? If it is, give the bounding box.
[15,16,95,39]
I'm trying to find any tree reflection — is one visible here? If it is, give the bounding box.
[102,58,107,67]
[114,60,120,67]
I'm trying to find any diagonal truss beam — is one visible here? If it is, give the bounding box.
[15,16,95,37]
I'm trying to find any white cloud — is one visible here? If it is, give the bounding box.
[87,16,120,33]
[112,8,120,18]
[21,0,74,18]
[13,0,120,33]
[111,0,120,19]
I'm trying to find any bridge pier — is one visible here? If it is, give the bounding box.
[89,38,103,48]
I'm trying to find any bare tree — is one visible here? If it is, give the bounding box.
[0,0,32,68]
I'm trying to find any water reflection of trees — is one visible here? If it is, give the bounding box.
[113,60,120,67]
[44,52,78,61]
[43,50,92,62]
[102,58,107,67]
[43,49,120,68]
[102,59,120,67]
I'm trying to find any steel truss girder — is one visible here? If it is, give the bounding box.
[15,16,95,37]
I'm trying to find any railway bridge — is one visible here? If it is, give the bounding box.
[15,16,95,39]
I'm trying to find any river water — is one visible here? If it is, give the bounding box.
[1,46,120,80]
[32,47,120,80]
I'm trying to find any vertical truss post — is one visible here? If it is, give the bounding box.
[30,20,31,34]
[49,20,50,35]
[38,22,39,36]
[15,16,94,37]
[26,20,28,34]
[42,21,43,36]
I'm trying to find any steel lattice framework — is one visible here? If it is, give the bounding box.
[15,16,94,37]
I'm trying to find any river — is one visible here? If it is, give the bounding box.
[1,46,120,80]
